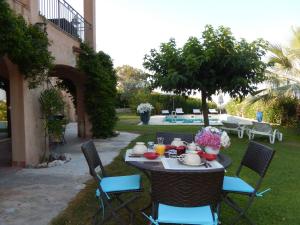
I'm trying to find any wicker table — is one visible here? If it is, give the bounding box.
[125,152,231,216]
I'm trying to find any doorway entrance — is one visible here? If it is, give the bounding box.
[0,76,12,166]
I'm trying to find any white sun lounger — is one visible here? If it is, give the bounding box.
[193,109,201,114]
[175,108,184,115]
[247,122,283,144]
[221,121,245,138]
[161,110,170,115]
[208,108,218,114]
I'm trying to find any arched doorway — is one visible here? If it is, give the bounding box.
[49,64,92,138]
[0,59,12,166]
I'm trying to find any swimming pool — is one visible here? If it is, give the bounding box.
[164,115,220,124]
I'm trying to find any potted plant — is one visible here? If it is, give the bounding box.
[137,103,154,125]
[195,126,230,154]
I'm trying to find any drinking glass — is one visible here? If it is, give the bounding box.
[157,137,164,145]
[147,141,154,152]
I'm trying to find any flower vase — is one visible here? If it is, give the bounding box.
[140,111,150,125]
[205,146,220,155]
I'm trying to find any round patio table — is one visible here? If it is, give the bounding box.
[125,152,232,174]
[124,152,232,216]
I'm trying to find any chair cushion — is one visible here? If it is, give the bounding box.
[100,174,141,193]
[157,203,214,224]
[223,176,255,193]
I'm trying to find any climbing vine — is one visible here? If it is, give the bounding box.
[0,0,53,88]
[77,43,117,138]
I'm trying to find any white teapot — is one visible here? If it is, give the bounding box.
[179,151,201,165]
[171,138,187,147]
[132,142,147,154]
[187,142,197,152]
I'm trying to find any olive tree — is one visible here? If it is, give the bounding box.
[144,25,268,126]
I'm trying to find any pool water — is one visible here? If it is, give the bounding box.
[164,115,219,124]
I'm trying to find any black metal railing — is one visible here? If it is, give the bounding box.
[39,0,91,40]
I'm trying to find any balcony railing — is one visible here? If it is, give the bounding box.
[39,0,91,40]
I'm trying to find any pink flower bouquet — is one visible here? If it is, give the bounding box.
[195,126,230,152]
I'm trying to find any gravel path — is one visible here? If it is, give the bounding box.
[0,123,139,225]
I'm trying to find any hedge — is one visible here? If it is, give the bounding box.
[127,90,217,115]
[225,96,299,126]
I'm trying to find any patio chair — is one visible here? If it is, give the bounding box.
[81,140,142,225]
[156,132,194,144]
[161,110,170,115]
[192,109,201,114]
[209,108,218,114]
[143,168,224,225]
[221,120,245,138]
[247,122,283,144]
[222,141,275,225]
[175,108,184,115]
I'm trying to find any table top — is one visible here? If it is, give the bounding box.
[125,152,232,173]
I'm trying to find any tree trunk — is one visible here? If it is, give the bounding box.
[201,91,209,126]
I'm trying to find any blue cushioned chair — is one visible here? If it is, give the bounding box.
[82,140,142,225]
[143,168,224,225]
[222,141,275,225]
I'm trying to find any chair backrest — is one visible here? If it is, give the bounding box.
[156,132,194,144]
[161,110,170,114]
[240,141,275,177]
[151,169,224,207]
[81,140,106,180]
[221,121,239,129]
[252,122,272,133]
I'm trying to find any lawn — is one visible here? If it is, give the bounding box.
[51,113,300,225]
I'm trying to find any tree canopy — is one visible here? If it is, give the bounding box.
[144,25,268,125]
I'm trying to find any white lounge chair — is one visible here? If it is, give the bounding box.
[161,110,170,115]
[193,109,201,114]
[221,121,245,138]
[247,122,283,144]
[175,108,184,115]
[208,108,218,114]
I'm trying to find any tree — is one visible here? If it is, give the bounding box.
[252,28,300,103]
[144,25,268,126]
[116,65,149,103]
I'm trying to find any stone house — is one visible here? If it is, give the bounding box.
[0,0,95,167]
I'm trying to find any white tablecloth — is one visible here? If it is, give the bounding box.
[161,158,223,170]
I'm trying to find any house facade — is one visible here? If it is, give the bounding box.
[0,0,95,167]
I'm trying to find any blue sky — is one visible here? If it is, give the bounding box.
[67,0,300,69]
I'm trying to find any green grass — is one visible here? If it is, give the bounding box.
[51,113,300,225]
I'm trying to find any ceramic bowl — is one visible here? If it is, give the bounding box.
[144,152,159,160]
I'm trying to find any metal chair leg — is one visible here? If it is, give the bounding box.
[223,195,257,225]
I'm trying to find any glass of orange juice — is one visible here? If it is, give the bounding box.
[155,144,166,156]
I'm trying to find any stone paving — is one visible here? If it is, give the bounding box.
[0,123,139,225]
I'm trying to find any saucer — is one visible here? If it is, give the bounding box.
[178,158,205,167]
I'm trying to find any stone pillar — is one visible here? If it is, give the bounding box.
[5,58,26,167]
[84,0,96,50]
[76,83,92,138]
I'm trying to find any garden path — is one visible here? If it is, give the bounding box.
[0,123,139,225]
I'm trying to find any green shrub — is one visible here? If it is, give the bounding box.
[128,91,217,114]
[0,100,7,121]
[225,96,299,126]
[78,43,117,138]
[0,0,53,88]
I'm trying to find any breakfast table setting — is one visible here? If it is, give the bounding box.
[124,126,232,174]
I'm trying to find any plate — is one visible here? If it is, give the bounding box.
[128,149,144,157]
[177,158,205,167]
